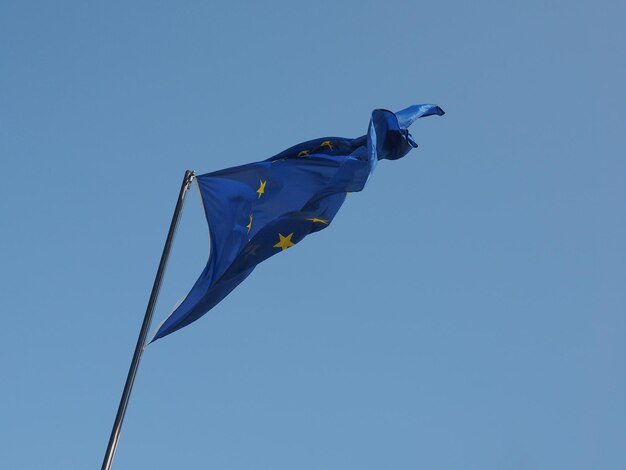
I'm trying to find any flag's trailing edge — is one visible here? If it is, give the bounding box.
[152,104,444,342]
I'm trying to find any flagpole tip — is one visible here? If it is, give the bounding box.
[184,170,196,189]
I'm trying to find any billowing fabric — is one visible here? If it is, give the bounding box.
[152,104,444,341]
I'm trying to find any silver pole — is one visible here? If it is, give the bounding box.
[101,170,195,470]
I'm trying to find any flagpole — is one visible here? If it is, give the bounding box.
[101,169,195,470]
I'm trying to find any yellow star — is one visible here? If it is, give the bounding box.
[297,150,310,157]
[306,217,329,224]
[256,180,267,199]
[246,214,253,233]
[244,243,259,258]
[273,232,295,251]
[320,140,333,150]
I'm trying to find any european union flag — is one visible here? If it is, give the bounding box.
[153,104,444,341]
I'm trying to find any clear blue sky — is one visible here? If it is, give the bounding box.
[1,1,625,469]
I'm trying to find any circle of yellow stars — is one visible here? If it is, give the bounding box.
[247,156,333,256]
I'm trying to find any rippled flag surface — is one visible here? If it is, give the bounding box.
[152,104,444,341]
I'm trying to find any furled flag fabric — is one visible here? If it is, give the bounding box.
[152,104,444,341]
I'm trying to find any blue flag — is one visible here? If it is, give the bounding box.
[152,104,444,341]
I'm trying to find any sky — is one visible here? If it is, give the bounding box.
[1,1,625,469]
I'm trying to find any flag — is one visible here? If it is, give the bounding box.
[152,104,444,341]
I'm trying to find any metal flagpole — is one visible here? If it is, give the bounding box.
[101,169,195,470]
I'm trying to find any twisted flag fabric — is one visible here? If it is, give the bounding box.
[152,104,444,341]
